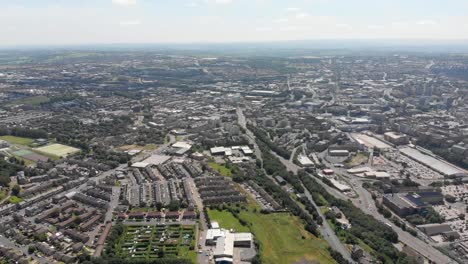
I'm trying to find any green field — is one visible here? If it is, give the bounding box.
[209,204,335,264]
[208,162,233,177]
[239,210,335,264]
[0,188,8,201]
[207,209,250,232]
[9,196,23,204]
[113,224,196,262]
[0,136,34,145]
[7,96,50,106]
[35,144,80,158]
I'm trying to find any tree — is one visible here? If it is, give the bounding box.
[12,184,20,196]
[28,245,36,254]
[445,195,456,203]
[168,200,180,211]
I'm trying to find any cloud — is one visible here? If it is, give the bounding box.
[274,18,289,23]
[417,20,438,26]
[112,0,137,6]
[336,23,352,30]
[296,12,310,20]
[286,7,301,12]
[204,0,234,4]
[186,2,198,7]
[367,25,384,30]
[255,27,273,32]
[120,19,141,26]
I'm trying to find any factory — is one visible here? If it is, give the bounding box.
[383,192,444,217]
[205,221,253,264]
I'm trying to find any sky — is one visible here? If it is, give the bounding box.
[1,0,468,46]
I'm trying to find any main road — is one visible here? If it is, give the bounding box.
[237,107,354,263]
[318,157,456,264]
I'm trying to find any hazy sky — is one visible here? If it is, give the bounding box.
[1,0,468,46]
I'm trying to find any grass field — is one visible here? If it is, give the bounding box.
[207,209,250,232]
[35,143,80,158]
[209,205,335,264]
[208,162,233,177]
[9,196,23,204]
[0,136,34,145]
[239,210,335,264]
[7,96,50,106]
[0,188,8,201]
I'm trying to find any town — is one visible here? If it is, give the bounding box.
[0,50,467,264]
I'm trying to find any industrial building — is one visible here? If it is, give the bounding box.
[384,132,409,145]
[206,221,253,264]
[382,192,444,217]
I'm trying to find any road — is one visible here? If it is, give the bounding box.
[271,151,354,263]
[236,108,263,163]
[319,158,456,264]
[0,235,48,264]
[238,107,354,262]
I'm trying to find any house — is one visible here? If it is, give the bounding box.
[0,140,10,148]
[128,212,145,220]
[165,211,180,220]
[182,210,197,220]
[146,211,163,220]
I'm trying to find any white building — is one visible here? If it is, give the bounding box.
[298,155,314,167]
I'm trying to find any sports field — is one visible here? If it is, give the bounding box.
[12,150,49,162]
[35,143,80,158]
[0,136,34,145]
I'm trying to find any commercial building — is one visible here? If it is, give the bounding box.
[206,221,253,264]
[298,155,314,167]
[384,132,409,145]
[329,150,350,157]
[382,192,443,217]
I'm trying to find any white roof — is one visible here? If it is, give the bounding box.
[330,179,351,192]
[241,147,253,154]
[330,150,349,153]
[206,229,225,240]
[347,167,371,174]
[211,147,227,154]
[172,141,192,149]
[298,155,314,166]
[141,155,171,166]
[374,171,390,178]
[233,233,253,242]
[214,233,234,258]
[65,191,77,199]
[214,257,233,263]
[131,162,150,168]
[211,222,220,229]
